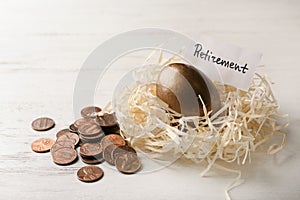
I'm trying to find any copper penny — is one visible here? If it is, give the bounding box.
[57,132,80,146]
[80,143,102,157]
[112,145,136,161]
[56,135,77,144]
[96,113,118,127]
[31,117,55,131]
[56,129,72,138]
[78,123,103,137]
[77,166,104,182]
[101,134,126,150]
[51,140,75,153]
[115,152,141,174]
[81,106,102,118]
[31,138,55,153]
[79,132,104,143]
[74,118,96,129]
[52,147,77,165]
[69,124,78,133]
[81,156,104,165]
[103,144,118,165]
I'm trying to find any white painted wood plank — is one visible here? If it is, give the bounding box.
[0,0,300,199]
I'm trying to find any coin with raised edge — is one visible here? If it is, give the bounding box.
[51,147,77,165]
[78,123,103,137]
[77,166,104,182]
[31,138,55,153]
[80,143,103,157]
[31,117,55,131]
[74,118,96,129]
[103,144,118,165]
[101,134,126,150]
[112,145,136,161]
[81,106,101,118]
[115,153,141,174]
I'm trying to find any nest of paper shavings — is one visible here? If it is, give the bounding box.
[114,56,288,177]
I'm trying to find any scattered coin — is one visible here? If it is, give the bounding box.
[77,166,104,182]
[115,152,141,174]
[51,147,77,165]
[31,138,55,153]
[101,134,126,150]
[81,106,102,118]
[31,104,142,183]
[31,117,55,131]
[103,144,118,165]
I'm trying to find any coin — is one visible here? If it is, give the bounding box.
[115,152,141,174]
[78,123,103,137]
[81,156,104,165]
[56,135,77,144]
[81,106,101,118]
[103,144,118,165]
[96,113,118,127]
[31,117,55,131]
[56,129,72,138]
[80,143,103,157]
[101,134,126,150]
[74,118,96,129]
[31,138,55,153]
[51,147,77,165]
[51,140,75,153]
[112,145,137,161]
[79,130,104,142]
[102,126,120,134]
[57,132,80,146]
[69,124,78,133]
[77,166,104,182]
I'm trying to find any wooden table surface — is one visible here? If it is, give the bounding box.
[1,0,300,199]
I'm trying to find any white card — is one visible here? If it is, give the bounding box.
[183,35,262,91]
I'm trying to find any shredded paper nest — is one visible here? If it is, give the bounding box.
[113,54,288,198]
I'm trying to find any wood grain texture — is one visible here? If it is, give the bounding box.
[0,0,300,199]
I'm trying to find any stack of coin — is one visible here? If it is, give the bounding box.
[78,123,105,143]
[95,113,120,134]
[72,117,96,133]
[80,142,104,164]
[50,129,79,165]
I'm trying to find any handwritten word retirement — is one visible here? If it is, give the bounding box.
[193,43,249,74]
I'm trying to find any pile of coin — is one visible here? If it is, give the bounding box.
[103,142,141,174]
[30,105,142,183]
[51,129,79,165]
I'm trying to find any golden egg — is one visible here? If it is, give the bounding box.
[156,63,221,116]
